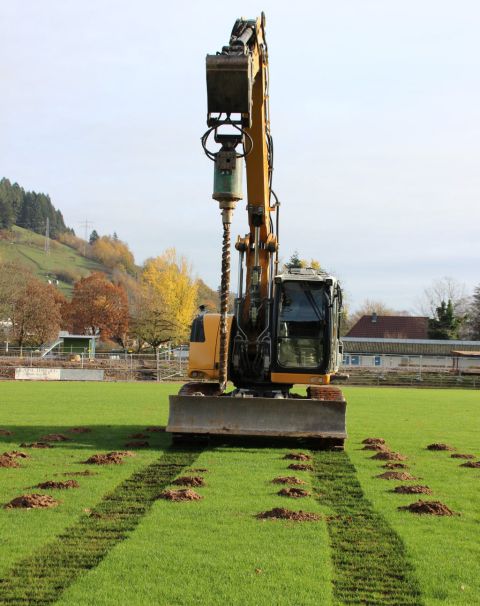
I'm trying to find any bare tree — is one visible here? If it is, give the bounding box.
[416,277,470,318]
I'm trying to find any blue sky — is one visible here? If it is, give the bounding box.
[1,1,479,311]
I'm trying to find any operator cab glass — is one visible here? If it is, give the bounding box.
[276,281,328,369]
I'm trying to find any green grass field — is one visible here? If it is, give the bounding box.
[0,383,478,605]
[0,226,107,295]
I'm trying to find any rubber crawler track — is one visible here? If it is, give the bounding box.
[0,446,203,605]
[313,451,423,606]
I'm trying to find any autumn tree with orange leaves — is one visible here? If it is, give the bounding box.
[66,273,129,346]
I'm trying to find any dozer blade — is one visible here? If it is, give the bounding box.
[167,395,346,439]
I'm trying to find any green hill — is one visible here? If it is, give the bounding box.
[0,226,108,296]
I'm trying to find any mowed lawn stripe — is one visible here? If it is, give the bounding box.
[313,451,423,606]
[0,446,202,606]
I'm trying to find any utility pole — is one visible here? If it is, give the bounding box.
[78,219,93,256]
[44,217,50,255]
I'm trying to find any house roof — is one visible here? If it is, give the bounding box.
[343,337,480,356]
[346,315,429,339]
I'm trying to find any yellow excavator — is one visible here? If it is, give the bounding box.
[167,14,346,447]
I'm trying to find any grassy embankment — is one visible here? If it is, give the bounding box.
[0,383,478,605]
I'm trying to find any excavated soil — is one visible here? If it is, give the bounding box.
[272,476,306,485]
[451,453,475,459]
[283,452,312,461]
[20,442,52,449]
[427,443,455,451]
[5,494,59,509]
[393,485,432,495]
[68,427,92,434]
[40,434,70,442]
[84,451,135,465]
[124,441,149,448]
[382,462,409,469]
[398,500,456,516]
[256,507,320,522]
[371,451,407,461]
[376,471,417,481]
[362,437,386,445]
[0,455,20,468]
[460,461,480,468]
[363,443,390,452]
[278,487,311,498]
[3,451,29,459]
[288,463,313,471]
[158,489,203,501]
[36,480,79,490]
[128,433,149,439]
[64,470,97,477]
[172,476,205,487]
[0,429,13,436]
[145,426,165,433]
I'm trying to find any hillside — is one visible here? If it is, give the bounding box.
[0,226,108,296]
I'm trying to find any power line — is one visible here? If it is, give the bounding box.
[44,217,50,255]
[78,219,93,255]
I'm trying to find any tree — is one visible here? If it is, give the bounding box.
[343,299,409,334]
[89,230,99,244]
[418,277,470,318]
[133,249,198,351]
[283,251,322,271]
[468,285,480,340]
[66,273,129,345]
[428,299,464,340]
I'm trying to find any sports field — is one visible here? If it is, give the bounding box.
[0,383,478,605]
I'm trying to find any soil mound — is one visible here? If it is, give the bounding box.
[256,507,320,522]
[20,442,52,449]
[172,476,205,487]
[283,452,312,461]
[0,455,20,468]
[272,476,306,485]
[0,429,13,436]
[362,437,385,445]
[124,441,149,448]
[278,487,311,498]
[3,451,29,459]
[145,426,165,433]
[36,480,79,489]
[371,451,407,461]
[158,489,203,501]
[460,461,480,468]
[128,433,148,439]
[451,453,475,459]
[84,451,134,465]
[68,427,91,434]
[363,443,390,452]
[5,494,59,509]
[427,443,455,451]
[398,500,456,516]
[288,463,313,471]
[382,462,408,469]
[393,485,432,495]
[64,470,96,477]
[41,434,70,442]
[376,471,417,481]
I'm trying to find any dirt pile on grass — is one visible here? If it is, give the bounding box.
[85,451,135,465]
[124,441,149,448]
[376,471,417,481]
[0,429,13,436]
[278,487,311,498]
[172,476,205,487]
[158,489,203,501]
[68,427,91,434]
[20,442,52,449]
[272,476,306,485]
[288,463,313,471]
[5,494,59,509]
[40,434,70,442]
[4,451,29,459]
[460,461,480,468]
[0,455,20,468]
[451,453,475,459]
[363,443,390,452]
[399,500,456,516]
[371,451,407,461]
[393,485,432,495]
[427,443,455,451]
[382,462,408,469]
[36,480,79,490]
[256,507,320,521]
[145,426,165,433]
[128,433,149,439]
[362,437,385,445]
[283,452,311,461]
